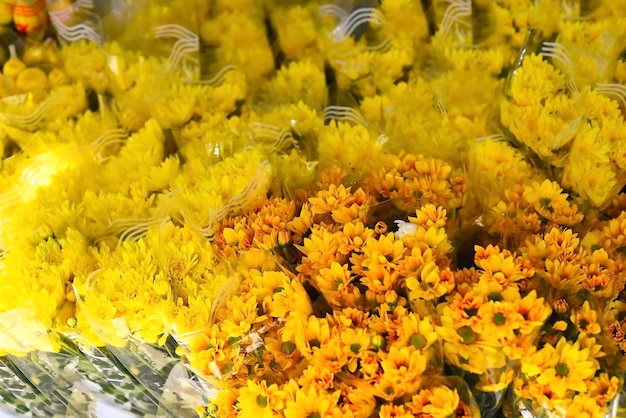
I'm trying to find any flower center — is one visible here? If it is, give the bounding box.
[493,312,506,326]
[410,334,427,350]
[282,342,296,355]
[555,363,569,377]
[488,292,502,302]
[256,395,268,408]
[458,326,476,344]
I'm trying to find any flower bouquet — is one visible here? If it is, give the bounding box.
[1,0,626,417]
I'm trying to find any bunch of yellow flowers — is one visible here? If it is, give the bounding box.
[1,0,626,417]
[195,157,478,417]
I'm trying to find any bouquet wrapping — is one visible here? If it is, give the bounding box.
[0,0,626,417]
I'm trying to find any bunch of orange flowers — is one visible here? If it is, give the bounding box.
[186,145,626,417]
[187,153,481,417]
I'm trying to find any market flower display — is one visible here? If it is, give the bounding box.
[1,0,626,417]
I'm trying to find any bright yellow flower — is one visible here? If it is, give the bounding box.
[409,204,448,228]
[562,393,607,418]
[297,227,343,277]
[262,60,326,110]
[523,180,569,216]
[562,156,620,209]
[525,337,598,398]
[315,261,360,307]
[586,373,620,406]
[407,386,460,418]
[309,338,349,374]
[339,327,371,372]
[263,335,303,376]
[208,388,239,418]
[309,184,372,224]
[297,364,335,392]
[570,301,602,335]
[378,403,413,418]
[270,6,324,62]
[283,387,342,418]
[396,313,438,351]
[379,346,427,389]
[477,300,525,340]
[523,227,581,264]
[353,232,405,271]
[282,314,331,358]
[474,245,534,286]
[237,380,286,418]
[406,261,455,301]
[507,54,566,106]
[514,290,552,335]
[367,152,463,213]
[543,258,585,291]
[216,295,266,338]
[317,122,386,181]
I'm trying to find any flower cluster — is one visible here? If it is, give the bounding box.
[438,246,551,393]
[500,35,626,209]
[1,0,626,417]
[196,160,478,417]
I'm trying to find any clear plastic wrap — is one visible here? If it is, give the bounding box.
[2,1,626,417]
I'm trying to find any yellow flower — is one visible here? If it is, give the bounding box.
[396,313,438,351]
[409,204,448,228]
[406,261,455,301]
[266,329,302,366]
[282,314,331,358]
[525,338,598,398]
[270,6,324,62]
[238,380,286,418]
[316,261,361,308]
[201,11,275,90]
[339,327,371,372]
[477,300,524,340]
[353,232,405,271]
[583,247,624,299]
[297,227,344,278]
[367,152,463,213]
[283,387,342,418]
[407,386,460,418]
[379,346,427,390]
[523,227,581,264]
[562,156,620,209]
[208,388,239,418]
[216,295,266,338]
[586,373,620,406]
[309,338,349,374]
[309,184,372,224]
[474,245,534,286]
[523,180,569,216]
[401,224,453,256]
[262,60,326,110]
[562,393,607,418]
[249,270,312,319]
[476,365,519,393]
[553,320,568,332]
[297,364,335,391]
[543,258,585,291]
[507,54,566,106]
[188,325,235,374]
[378,403,413,418]
[317,122,386,181]
[570,301,602,335]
